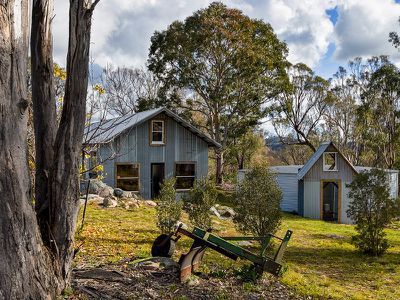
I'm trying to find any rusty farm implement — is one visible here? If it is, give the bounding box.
[151,224,293,282]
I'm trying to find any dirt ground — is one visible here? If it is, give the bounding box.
[70,258,303,300]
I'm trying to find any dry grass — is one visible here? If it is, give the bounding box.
[75,203,400,300]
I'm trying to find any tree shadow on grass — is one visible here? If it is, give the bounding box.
[285,244,400,281]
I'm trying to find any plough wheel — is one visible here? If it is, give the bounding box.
[151,234,175,257]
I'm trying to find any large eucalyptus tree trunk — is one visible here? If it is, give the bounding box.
[0,0,99,298]
[0,1,58,299]
[47,0,99,282]
[31,0,57,247]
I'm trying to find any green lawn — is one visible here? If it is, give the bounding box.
[75,204,400,300]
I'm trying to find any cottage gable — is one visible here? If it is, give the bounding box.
[86,108,220,199]
[303,145,357,182]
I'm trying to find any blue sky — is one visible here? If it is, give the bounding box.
[53,0,400,80]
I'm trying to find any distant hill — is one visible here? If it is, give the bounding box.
[265,136,285,151]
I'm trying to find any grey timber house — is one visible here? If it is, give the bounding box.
[84,107,221,199]
[239,141,398,224]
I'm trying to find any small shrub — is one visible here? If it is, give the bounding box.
[156,178,182,234]
[234,165,282,237]
[183,178,217,229]
[234,265,261,282]
[347,169,399,256]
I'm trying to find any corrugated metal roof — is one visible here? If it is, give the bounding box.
[269,165,303,174]
[83,107,221,148]
[297,142,331,179]
[355,166,399,173]
[297,141,359,180]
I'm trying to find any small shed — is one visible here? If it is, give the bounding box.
[269,165,302,213]
[239,141,399,224]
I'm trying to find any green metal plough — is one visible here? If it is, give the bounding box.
[151,224,293,282]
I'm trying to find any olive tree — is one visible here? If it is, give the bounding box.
[347,169,399,256]
[156,178,182,234]
[235,165,282,236]
[184,178,217,229]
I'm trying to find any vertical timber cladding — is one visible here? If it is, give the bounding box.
[135,113,211,198]
[303,145,356,224]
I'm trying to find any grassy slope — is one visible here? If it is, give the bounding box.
[75,204,400,300]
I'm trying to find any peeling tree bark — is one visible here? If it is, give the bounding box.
[31,0,57,247]
[0,1,58,299]
[48,0,98,283]
[1,0,100,297]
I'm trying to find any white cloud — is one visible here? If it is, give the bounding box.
[53,0,337,69]
[334,0,400,62]
[252,0,338,67]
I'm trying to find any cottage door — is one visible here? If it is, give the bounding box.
[151,163,165,199]
[322,181,339,222]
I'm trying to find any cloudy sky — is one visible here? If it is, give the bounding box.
[53,0,400,79]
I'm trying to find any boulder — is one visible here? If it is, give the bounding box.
[80,194,104,205]
[113,188,124,197]
[121,202,130,209]
[103,196,118,208]
[122,190,133,198]
[119,198,141,209]
[217,206,236,218]
[98,187,113,198]
[131,257,179,271]
[144,200,157,207]
[87,179,108,194]
[175,221,188,230]
[209,206,221,219]
[131,202,140,209]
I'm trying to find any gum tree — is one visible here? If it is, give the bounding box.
[0,0,99,298]
[148,2,288,184]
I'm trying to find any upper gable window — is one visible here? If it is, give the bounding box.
[150,120,165,145]
[323,152,338,171]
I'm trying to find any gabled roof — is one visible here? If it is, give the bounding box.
[297,141,358,180]
[269,165,303,174]
[355,166,399,174]
[83,107,221,148]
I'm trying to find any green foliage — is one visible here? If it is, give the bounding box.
[270,62,330,153]
[234,165,282,237]
[225,129,265,170]
[356,62,400,169]
[183,178,217,229]
[347,169,399,256]
[156,178,182,234]
[148,2,288,182]
[234,265,261,282]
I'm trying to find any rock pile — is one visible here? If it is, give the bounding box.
[209,204,236,220]
[80,179,156,209]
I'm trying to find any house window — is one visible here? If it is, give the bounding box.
[323,152,338,171]
[175,163,196,190]
[116,163,140,192]
[150,120,165,145]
